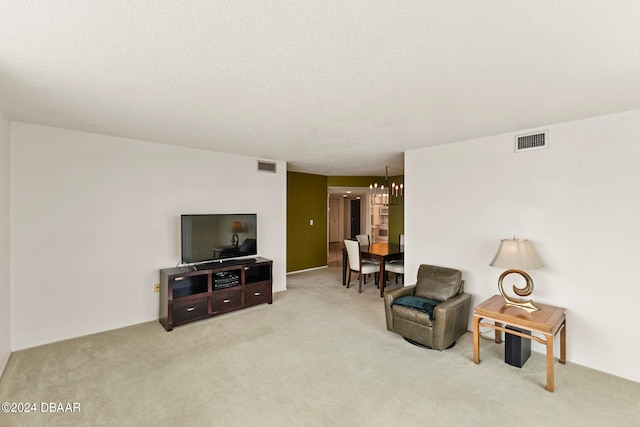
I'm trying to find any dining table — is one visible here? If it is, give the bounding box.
[342,242,404,297]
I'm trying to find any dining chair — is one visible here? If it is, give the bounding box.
[387,233,404,284]
[344,239,379,293]
[385,260,404,284]
[355,234,377,282]
[356,234,370,246]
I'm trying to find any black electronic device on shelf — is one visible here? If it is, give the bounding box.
[212,271,240,290]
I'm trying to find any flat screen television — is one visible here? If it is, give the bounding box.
[181,214,257,264]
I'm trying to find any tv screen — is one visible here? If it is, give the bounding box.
[181,214,257,264]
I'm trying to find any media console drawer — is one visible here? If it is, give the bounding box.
[212,287,242,314]
[245,282,272,307]
[159,258,273,331]
[172,295,208,324]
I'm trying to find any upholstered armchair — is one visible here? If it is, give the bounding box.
[384,264,471,350]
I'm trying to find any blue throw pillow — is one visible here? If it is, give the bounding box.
[392,296,439,319]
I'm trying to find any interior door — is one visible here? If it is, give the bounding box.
[329,198,340,242]
[350,199,361,239]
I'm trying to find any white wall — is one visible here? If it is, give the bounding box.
[10,123,287,350]
[405,108,640,383]
[0,115,11,375]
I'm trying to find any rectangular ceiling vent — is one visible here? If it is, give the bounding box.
[515,130,549,153]
[257,160,277,173]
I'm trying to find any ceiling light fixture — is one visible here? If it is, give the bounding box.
[370,166,403,206]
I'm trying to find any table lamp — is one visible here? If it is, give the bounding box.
[489,237,543,312]
[230,221,246,247]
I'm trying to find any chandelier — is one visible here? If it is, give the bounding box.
[370,166,404,206]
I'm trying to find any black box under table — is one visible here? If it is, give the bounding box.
[505,325,531,368]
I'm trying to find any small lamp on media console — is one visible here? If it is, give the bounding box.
[230,221,246,247]
[489,237,543,313]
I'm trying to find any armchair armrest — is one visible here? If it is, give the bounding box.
[384,285,416,331]
[432,292,472,350]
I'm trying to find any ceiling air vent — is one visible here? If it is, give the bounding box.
[257,160,277,173]
[515,130,548,152]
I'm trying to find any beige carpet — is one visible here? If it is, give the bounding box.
[1,266,638,426]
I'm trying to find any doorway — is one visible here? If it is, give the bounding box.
[350,199,361,239]
[327,187,371,267]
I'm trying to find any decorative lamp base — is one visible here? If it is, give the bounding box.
[498,269,540,313]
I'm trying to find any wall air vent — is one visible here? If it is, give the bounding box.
[515,130,549,152]
[257,160,277,173]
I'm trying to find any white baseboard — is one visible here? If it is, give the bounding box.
[286,265,328,275]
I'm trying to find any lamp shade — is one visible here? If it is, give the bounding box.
[230,221,246,233]
[489,238,542,270]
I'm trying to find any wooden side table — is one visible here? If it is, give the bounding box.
[473,295,566,392]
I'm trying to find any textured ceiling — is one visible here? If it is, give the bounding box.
[2,1,640,176]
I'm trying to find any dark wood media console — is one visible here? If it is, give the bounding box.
[159,257,272,331]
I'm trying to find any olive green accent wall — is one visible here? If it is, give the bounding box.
[327,176,383,187]
[287,172,328,272]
